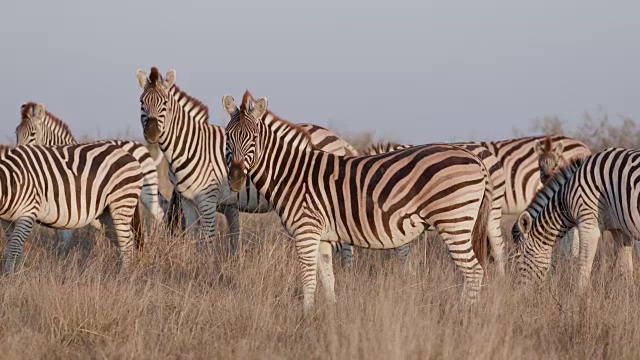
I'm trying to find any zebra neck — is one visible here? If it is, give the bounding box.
[529,194,574,248]
[43,115,77,145]
[248,123,316,212]
[156,105,211,174]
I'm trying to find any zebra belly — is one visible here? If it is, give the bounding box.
[325,214,426,250]
[38,202,103,229]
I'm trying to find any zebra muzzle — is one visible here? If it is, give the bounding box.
[144,118,161,143]
[228,161,246,192]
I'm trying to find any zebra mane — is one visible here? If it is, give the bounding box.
[0,145,11,159]
[527,156,585,217]
[149,67,161,85]
[18,102,75,140]
[240,90,317,150]
[363,141,405,155]
[168,84,210,125]
[542,136,553,153]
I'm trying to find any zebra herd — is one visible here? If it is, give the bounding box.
[1,65,638,314]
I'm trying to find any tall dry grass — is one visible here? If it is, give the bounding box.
[0,212,639,359]
[2,116,640,358]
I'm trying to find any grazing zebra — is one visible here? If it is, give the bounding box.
[478,135,591,214]
[513,148,640,289]
[0,143,144,273]
[223,91,493,313]
[15,102,166,242]
[360,141,507,275]
[135,67,357,252]
[533,137,593,259]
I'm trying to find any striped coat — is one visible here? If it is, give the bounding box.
[513,148,640,289]
[223,91,493,313]
[0,143,144,273]
[15,102,166,249]
[136,67,357,254]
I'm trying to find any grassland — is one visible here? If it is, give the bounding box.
[3,115,640,359]
[0,211,639,360]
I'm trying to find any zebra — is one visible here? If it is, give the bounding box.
[223,91,493,313]
[473,135,590,262]
[533,136,593,259]
[135,67,358,252]
[359,141,507,275]
[15,102,167,249]
[0,143,144,273]
[513,148,640,289]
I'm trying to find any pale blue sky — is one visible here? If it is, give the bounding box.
[1,0,638,144]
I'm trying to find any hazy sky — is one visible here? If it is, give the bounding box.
[1,0,638,145]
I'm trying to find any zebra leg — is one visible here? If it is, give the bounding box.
[438,227,484,303]
[222,204,241,254]
[56,229,75,256]
[139,174,165,224]
[487,211,506,277]
[105,203,138,272]
[3,217,35,274]
[576,221,601,293]
[340,243,354,267]
[294,229,321,315]
[194,189,219,245]
[181,197,201,235]
[560,227,580,260]
[395,243,412,273]
[611,229,633,282]
[318,241,336,305]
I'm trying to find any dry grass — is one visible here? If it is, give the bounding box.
[0,213,639,359]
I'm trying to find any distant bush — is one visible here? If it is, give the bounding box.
[520,107,640,152]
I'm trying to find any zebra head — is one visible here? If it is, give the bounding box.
[222,91,268,192]
[512,211,550,286]
[16,102,46,145]
[535,137,565,184]
[136,67,176,144]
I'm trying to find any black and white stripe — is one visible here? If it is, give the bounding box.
[513,148,640,289]
[136,67,357,251]
[478,135,591,214]
[15,102,166,225]
[360,141,507,275]
[0,143,144,273]
[223,91,493,313]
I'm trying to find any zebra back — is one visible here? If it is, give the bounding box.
[17,102,78,146]
[479,135,591,214]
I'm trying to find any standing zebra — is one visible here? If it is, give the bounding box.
[15,102,166,249]
[223,91,493,312]
[360,141,507,275]
[0,143,144,273]
[513,148,640,289]
[135,67,357,252]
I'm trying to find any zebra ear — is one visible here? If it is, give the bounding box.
[553,141,564,156]
[164,69,176,88]
[518,212,533,234]
[222,95,238,115]
[136,69,148,88]
[34,103,46,122]
[534,140,544,155]
[251,97,268,119]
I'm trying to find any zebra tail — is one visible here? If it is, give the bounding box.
[132,204,145,252]
[471,176,493,271]
[165,188,186,236]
